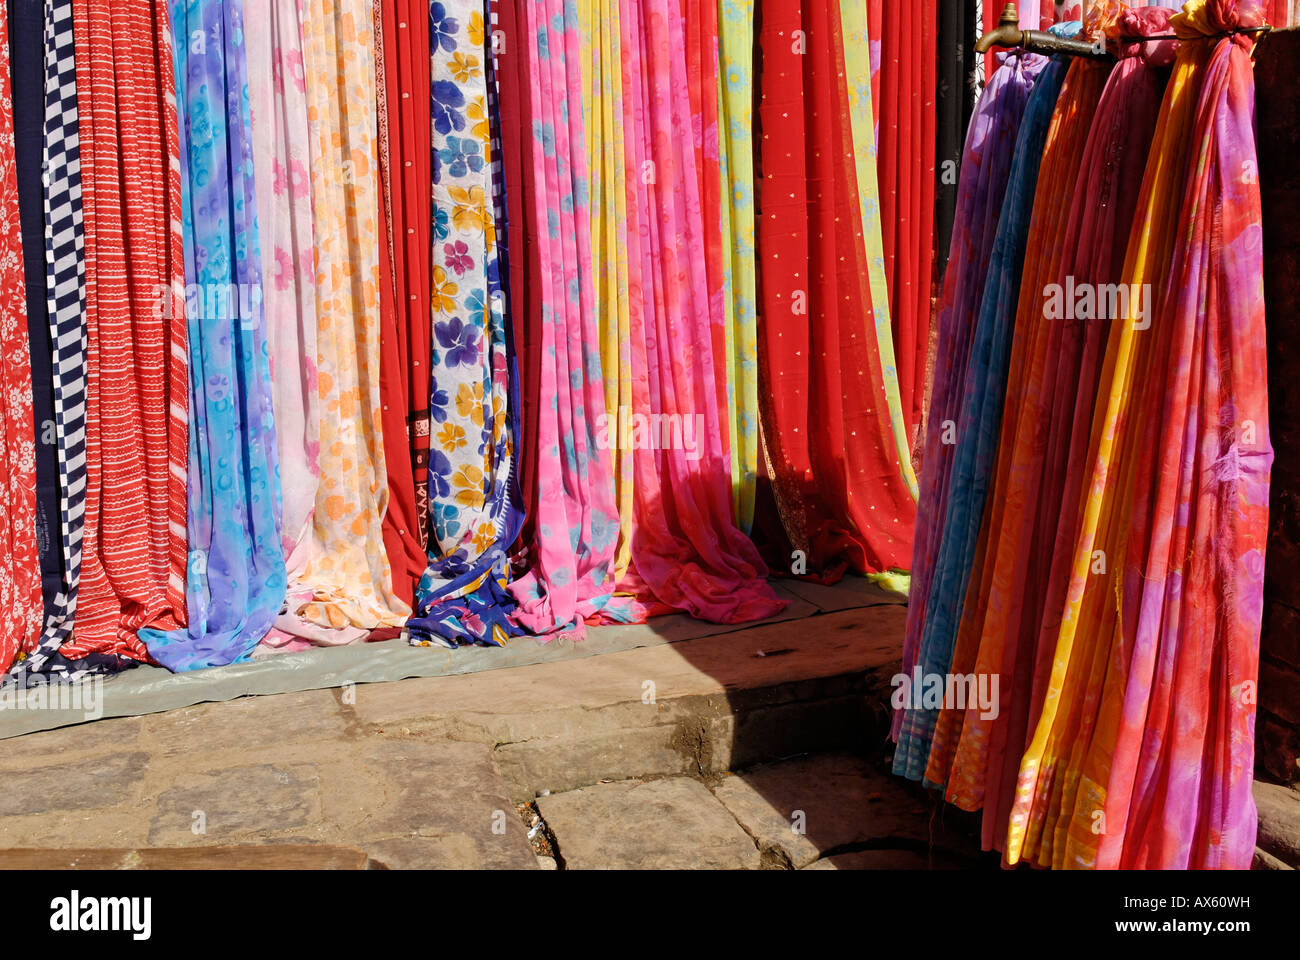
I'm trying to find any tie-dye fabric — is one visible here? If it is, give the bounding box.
[893,40,1072,782]
[935,38,1113,846]
[406,0,524,648]
[139,0,286,672]
[579,0,634,583]
[602,0,782,623]
[505,0,630,638]
[278,0,410,641]
[892,49,1047,742]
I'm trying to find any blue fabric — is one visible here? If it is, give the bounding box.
[893,49,1071,781]
[140,0,286,670]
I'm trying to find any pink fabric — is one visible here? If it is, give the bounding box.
[506,0,631,637]
[610,0,784,623]
[245,0,319,578]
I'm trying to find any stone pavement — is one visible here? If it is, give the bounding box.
[0,584,992,869]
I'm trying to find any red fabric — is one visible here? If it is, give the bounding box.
[374,0,431,607]
[67,0,188,662]
[757,0,915,578]
[498,0,541,547]
[0,6,42,672]
[878,0,937,443]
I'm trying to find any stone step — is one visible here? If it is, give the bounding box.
[351,604,907,801]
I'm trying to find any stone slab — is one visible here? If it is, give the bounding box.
[538,778,761,869]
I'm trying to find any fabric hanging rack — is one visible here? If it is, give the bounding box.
[976,1,1275,60]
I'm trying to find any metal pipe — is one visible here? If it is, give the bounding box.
[975,1,1111,60]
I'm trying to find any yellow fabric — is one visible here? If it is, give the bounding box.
[840,0,918,502]
[582,0,635,582]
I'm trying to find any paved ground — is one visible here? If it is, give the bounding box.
[0,573,1292,870]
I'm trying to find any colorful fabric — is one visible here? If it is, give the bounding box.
[373,0,428,609]
[934,27,1114,843]
[139,0,286,671]
[279,0,411,642]
[972,4,1176,865]
[876,0,937,445]
[8,0,90,680]
[841,0,916,502]
[505,0,629,637]
[10,0,62,624]
[61,0,189,667]
[1011,0,1270,871]
[892,49,1047,742]
[406,0,524,648]
[757,0,917,584]
[245,0,319,586]
[715,0,759,533]
[599,0,781,623]
[892,39,1072,782]
[0,1,42,674]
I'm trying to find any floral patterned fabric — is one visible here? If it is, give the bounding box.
[0,3,43,673]
[504,0,630,638]
[245,0,319,586]
[139,0,287,672]
[406,0,524,648]
[277,0,411,641]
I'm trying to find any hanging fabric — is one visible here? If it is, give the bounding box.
[278,0,411,642]
[245,0,319,603]
[931,13,1115,844]
[7,0,89,680]
[599,0,780,624]
[406,0,525,647]
[494,0,541,561]
[715,0,759,534]
[1066,0,1269,871]
[842,0,917,502]
[756,0,918,587]
[0,1,42,674]
[9,0,62,626]
[55,0,189,669]
[876,0,937,446]
[373,0,428,610]
[892,47,1048,743]
[505,0,637,637]
[893,30,1074,781]
[138,0,286,671]
[972,4,1177,866]
[582,0,634,584]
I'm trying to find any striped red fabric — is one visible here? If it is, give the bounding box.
[64,0,188,663]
